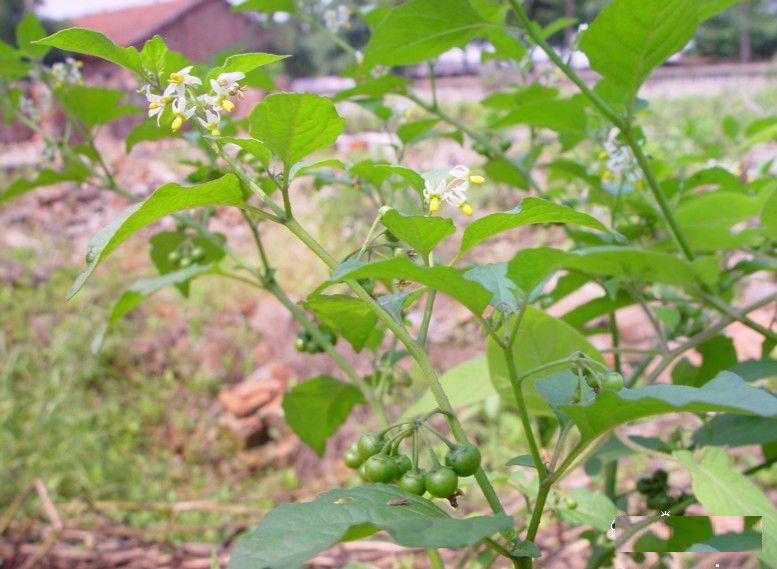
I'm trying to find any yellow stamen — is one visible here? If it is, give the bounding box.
[602,170,612,182]
[468,175,485,185]
[74,61,83,68]
[428,196,440,214]
[598,151,607,160]
[460,203,473,216]
[221,99,235,112]
[149,102,160,109]
[54,81,63,88]
[171,115,184,132]
[169,73,183,84]
[636,180,644,189]
[210,127,220,136]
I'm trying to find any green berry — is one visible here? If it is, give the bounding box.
[602,372,624,391]
[364,455,397,483]
[399,471,426,496]
[167,250,181,264]
[565,498,578,510]
[444,443,481,477]
[180,257,192,268]
[343,449,363,469]
[357,462,369,481]
[357,433,385,461]
[294,338,306,352]
[425,467,458,498]
[392,455,412,478]
[191,246,205,261]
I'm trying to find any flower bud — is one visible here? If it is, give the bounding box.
[460,203,473,216]
[171,115,184,132]
[429,196,441,214]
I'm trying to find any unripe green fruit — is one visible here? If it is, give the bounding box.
[294,338,306,351]
[399,471,426,496]
[180,257,192,268]
[425,467,458,498]
[392,455,412,478]
[565,498,578,510]
[602,372,624,391]
[343,449,363,469]
[191,246,205,261]
[444,443,481,477]
[357,433,385,461]
[168,250,181,264]
[357,462,369,481]
[364,455,397,483]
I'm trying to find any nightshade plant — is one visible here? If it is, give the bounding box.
[2,0,777,567]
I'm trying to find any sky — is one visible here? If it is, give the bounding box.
[38,0,238,19]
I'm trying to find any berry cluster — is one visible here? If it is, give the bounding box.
[295,324,337,354]
[636,469,689,513]
[343,420,481,502]
[168,244,205,268]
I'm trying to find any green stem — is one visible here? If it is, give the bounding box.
[699,291,777,343]
[506,0,695,261]
[427,549,444,569]
[604,314,621,500]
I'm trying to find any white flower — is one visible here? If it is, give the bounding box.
[167,66,202,99]
[422,165,484,216]
[198,110,221,136]
[324,5,352,31]
[213,72,244,94]
[146,92,169,124]
[170,97,195,132]
[198,91,235,113]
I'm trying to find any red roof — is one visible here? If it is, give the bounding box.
[70,0,207,47]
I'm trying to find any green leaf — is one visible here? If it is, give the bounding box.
[676,190,766,251]
[692,415,777,447]
[728,358,777,382]
[506,455,536,468]
[0,162,88,203]
[674,446,777,565]
[381,208,455,258]
[464,263,520,312]
[35,28,142,74]
[333,75,409,102]
[69,174,248,299]
[363,0,488,68]
[536,371,595,427]
[207,53,287,80]
[249,93,344,168]
[302,295,377,353]
[16,12,49,59]
[672,336,737,387]
[762,189,777,238]
[219,137,273,165]
[491,98,587,136]
[126,121,175,153]
[233,0,296,14]
[149,231,226,296]
[397,118,439,144]
[459,198,607,256]
[229,484,512,569]
[402,355,497,419]
[556,488,618,532]
[139,35,192,82]
[56,84,140,128]
[330,257,492,315]
[375,165,425,192]
[561,372,777,441]
[580,0,698,97]
[487,307,603,414]
[282,376,365,456]
[698,0,746,19]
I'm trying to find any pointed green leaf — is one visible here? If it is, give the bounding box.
[229,484,513,569]
[35,28,142,74]
[561,372,777,441]
[302,295,377,352]
[464,263,520,312]
[149,231,226,297]
[491,97,587,136]
[487,307,604,413]
[69,174,248,299]
[330,257,492,314]
[126,121,175,152]
[459,198,607,256]
[0,162,88,203]
[363,0,488,67]
[676,190,767,251]
[16,12,49,59]
[233,0,296,14]
[674,446,777,565]
[207,53,288,80]
[381,208,455,258]
[580,0,698,97]
[249,93,344,168]
[333,75,409,102]
[56,84,141,127]
[282,376,365,456]
[556,488,619,532]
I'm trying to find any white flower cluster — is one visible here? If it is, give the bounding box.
[423,165,485,216]
[324,6,352,31]
[600,129,641,187]
[141,66,245,134]
[50,57,84,88]
[17,89,53,122]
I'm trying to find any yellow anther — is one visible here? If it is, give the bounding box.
[169,72,183,84]
[602,170,612,182]
[428,196,441,214]
[75,61,83,68]
[469,175,485,185]
[149,102,160,109]
[221,99,235,112]
[211,128,221,136]
[598,151,608,160]
[460,203,473,216]
[171,115,184,132]
[636,180,644,189]
[403,109,411,118]
[54,81,63,88]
